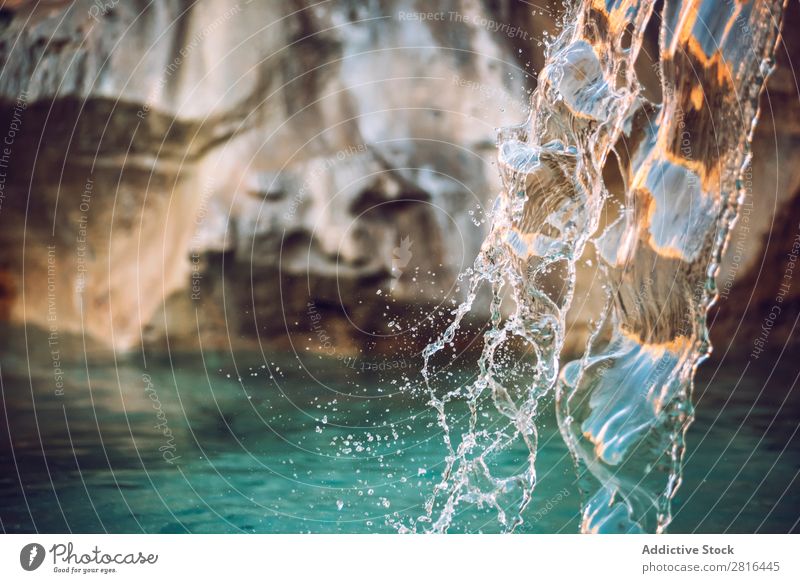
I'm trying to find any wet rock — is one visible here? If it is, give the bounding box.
[0,0,797,359]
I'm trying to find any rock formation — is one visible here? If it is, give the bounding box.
[0,0,796,360]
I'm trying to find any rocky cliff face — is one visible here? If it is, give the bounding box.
[0,0,797,359]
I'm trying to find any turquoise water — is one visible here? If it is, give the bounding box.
[0,346,797,533]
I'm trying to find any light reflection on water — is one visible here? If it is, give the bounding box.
[0,347,796,533]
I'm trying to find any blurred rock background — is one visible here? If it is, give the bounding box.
[0,0,797,361]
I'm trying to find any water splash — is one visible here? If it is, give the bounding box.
[414,0,784,533]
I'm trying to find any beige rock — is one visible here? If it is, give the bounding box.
[0,0,797,359]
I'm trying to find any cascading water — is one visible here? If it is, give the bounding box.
[412,0,785,533]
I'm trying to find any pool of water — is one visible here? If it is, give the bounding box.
[0,340,797,533]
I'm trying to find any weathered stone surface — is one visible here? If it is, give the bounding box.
[0,0,797,358]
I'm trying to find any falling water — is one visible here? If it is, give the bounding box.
[413,0,785,533]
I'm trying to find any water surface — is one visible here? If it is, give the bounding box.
[0,346,796,533]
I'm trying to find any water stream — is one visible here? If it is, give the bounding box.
[415,0,785,533]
